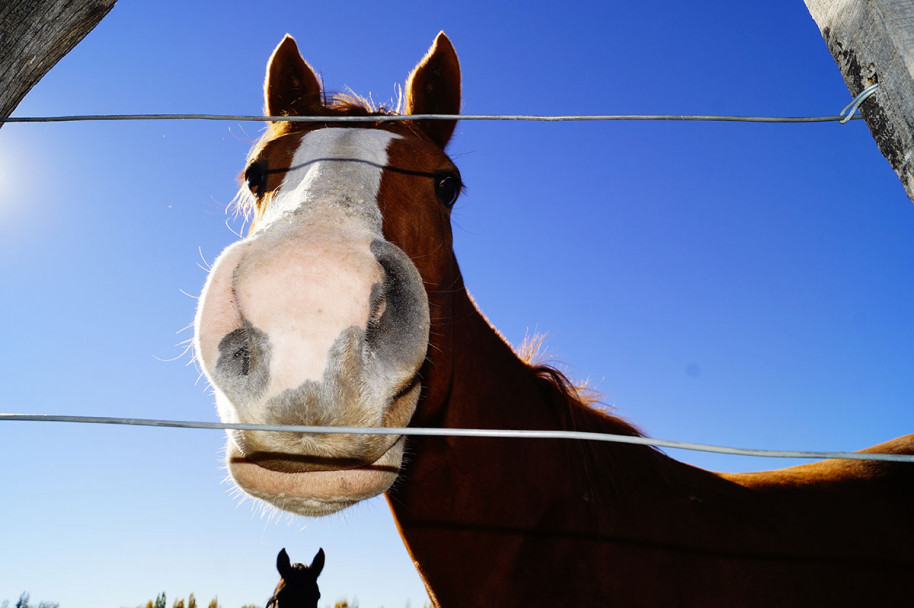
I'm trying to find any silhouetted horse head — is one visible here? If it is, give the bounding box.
[266,547,325,608]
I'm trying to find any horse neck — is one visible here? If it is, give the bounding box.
[407,264,670,485]
[387,274,688,603]
[417,284,563,430]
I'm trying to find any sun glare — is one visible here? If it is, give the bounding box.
[0,129,56,253]
[0,128,57,243]
[0,133,25,215]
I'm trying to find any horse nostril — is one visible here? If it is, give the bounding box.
[366,239,431,366]
[366,280,389,345]
[216,325,271,397]
[233,346,252,375]
[368,294,387,333]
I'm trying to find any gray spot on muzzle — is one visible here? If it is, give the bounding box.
[215,324,271,403]
[266,326,366,428]
[254,325,394,465]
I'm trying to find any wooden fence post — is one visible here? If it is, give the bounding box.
[0,0,117,129]
[805,0,914,203]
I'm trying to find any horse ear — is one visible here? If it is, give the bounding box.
[404,31,461,149]
[310,548,325,577]
[264,35,323,118]
[277,548,292,577]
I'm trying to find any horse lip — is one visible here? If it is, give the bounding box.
[225,436,405,515]
[226,418,404,474]
[243,450,378,473]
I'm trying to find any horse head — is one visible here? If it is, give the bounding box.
[195,33,461,515]
[266,547,325,608]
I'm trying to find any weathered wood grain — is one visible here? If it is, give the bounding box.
[806,0,914,202]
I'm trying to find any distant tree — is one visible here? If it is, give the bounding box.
[140,593,216,608]
[8,593,58,608]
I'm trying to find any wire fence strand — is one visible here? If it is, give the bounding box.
[0,112,866,125]
[2,413,911,463]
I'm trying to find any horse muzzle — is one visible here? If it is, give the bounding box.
[194,213,430,515]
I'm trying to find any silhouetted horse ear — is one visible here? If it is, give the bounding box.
[310,548,325,577]
[264,35,323,118]
[277,548,293,578]
[404,31,461,150]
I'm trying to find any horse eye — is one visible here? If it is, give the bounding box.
[435,174,461,208]
[244,161,268,197]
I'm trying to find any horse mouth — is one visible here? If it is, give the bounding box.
[225,435,405,516]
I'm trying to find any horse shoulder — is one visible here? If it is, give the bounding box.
[707,434,913,561]
[721,433,914,489]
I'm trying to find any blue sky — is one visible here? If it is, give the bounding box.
[1,2,912,607]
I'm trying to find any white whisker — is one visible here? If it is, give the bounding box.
[175,321,195,334]
[197,246,213,271]
[225,215,244,238]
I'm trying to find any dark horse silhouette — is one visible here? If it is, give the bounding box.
[266,548,325,608]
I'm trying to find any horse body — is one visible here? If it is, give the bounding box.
[195,32,914,606]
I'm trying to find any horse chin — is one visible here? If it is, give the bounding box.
[217,365,424,516]
[226,435,405,516]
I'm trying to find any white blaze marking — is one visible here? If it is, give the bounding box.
[255,128,401,234]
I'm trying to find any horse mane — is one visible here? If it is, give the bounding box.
[517,334,671,504]
[516,333,639,433]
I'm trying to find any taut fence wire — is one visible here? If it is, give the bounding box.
[1,84,878,126]
[0,83,879,125]
[0,112,867,124]
[1,413,911,463]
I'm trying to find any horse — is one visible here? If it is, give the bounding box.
[266,548,325,608]
[194,32,914,607]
